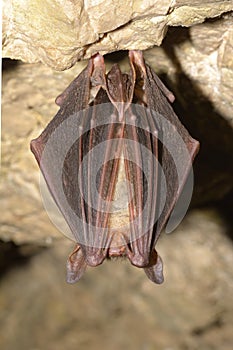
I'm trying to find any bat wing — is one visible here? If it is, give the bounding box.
[144,59,199,237]
[30,55,113,282]
[129,51,199,283]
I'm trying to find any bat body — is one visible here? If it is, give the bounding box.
[31,51,199,284]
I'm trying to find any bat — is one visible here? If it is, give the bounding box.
[30,50,199,284]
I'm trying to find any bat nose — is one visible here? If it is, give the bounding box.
[108,245,126,257]
[108,232,127,257]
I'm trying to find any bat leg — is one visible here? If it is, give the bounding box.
[66,244,87,284]
[143,249,164,284]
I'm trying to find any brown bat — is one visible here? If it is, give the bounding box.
[30,50,199,284]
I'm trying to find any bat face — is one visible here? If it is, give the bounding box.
[30,51,199,284]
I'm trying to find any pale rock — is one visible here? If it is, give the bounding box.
[2,0,233,70]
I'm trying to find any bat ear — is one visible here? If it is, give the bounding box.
[66,246,87,284]
[143,250,164,284]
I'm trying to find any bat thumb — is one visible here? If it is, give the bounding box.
[143,251,164,284]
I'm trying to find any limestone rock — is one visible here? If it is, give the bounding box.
[2,0,233,70]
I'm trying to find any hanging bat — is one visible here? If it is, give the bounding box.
[30,50,199,284]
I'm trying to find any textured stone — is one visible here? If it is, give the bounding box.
[143,15,233,124]
[2,0,233,70]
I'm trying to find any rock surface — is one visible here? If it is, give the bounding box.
[144,13,233,124]
[3,0,233,70]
